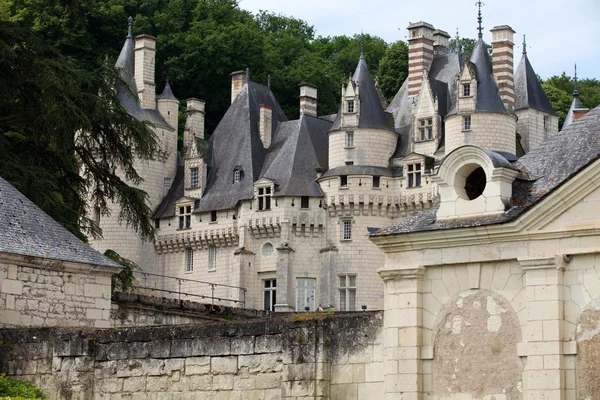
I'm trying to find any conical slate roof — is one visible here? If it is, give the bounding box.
[157,80,178,100]
[514,53,555,114]
[470,39,507,114]
[331,51,393,131]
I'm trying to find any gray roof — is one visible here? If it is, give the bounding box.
[157,81,178,101]
[153,166,184,219]
[468,39,507,114]
[0,177,120,268]
[372,105,600,236]
[514,54,556,114]
[261,114,331,197]
[195,82,287,212]
[331,52,394,131]
[388,79,412,159]
[114,28,173,130]
[562,96,585,131]
[429,50,463,115]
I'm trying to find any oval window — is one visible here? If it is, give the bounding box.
[262,243,274,256]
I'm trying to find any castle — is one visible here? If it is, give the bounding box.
[90,14,569,313]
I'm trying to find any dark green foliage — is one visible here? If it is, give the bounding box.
[104,249,140,292]
[449,37,491,60]
[0,373,45,399]
[542,73,600,126]
[378,40,409,102]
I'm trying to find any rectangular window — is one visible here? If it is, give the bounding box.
[373,176,380,188]
[208,246,217,270]
[407,164,422,188]
[340,175,348,187]
[155,219,160,229]
[347,100,354,113]
[296,278,316,311]
[179,205,192,229]
[339,274,356,311]
[185,249,194,272]
[190,167,199,188]
[463,83,471,97]
[211,210,217,222]
[418,118,433,141]
[346,131,354,147]
[345,161,354,166]
[300,196,309,209]
[264,279,277,311]
[164,178,171,189]
[234,169,241,183]
[257,187,272,210]
[342,220,352,240]
[463,115,472,131]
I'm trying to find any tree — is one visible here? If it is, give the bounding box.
[449,37,491,60]
[542,73,600,126]
[378,40,409,101]
[0,15,157,241]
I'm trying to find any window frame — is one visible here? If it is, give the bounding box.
[418,118,433,141]
[462,83,471,97]
[346,131,354,147]
[263,279,277,311]
[190,167,199,188]
[208,246,217,271]
[342,220,352,241]
[185,248,194,273]
[210,210,217,222]
[463,115,472,131]
[257,186,272,211]
[340,175,348,188]
[338,274,357,311]
[233,169,241,183]
[164,178,171,189]
[178,205,192,229]
[347,99,354,113]
[407,163,422,188]
[373,176,380,188]
[300,196,310,209]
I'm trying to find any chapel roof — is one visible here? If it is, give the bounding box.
[0,177,120,269]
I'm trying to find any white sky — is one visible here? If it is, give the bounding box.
[238,0,600,80]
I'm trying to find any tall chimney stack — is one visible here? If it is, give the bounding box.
[407,22,435,98]
[230,70,247,104]
[183,98,205,154]
[299,82,318,117]
[134,34,156,109]
[259,104,273,148]
[490,26,516,111]
[433,29,450,48]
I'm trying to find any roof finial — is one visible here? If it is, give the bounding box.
[267,73,271,89]
[245,67,250,83]
[360,28,365,59]
[522,34,527,55]
[455,28,461,53]
[573,63,579,98]
[475,1,485,39]
[127,16,133,38]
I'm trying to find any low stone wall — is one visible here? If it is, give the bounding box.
[111,292,271,327]
[0,258,114,329]
[0,312,383,399]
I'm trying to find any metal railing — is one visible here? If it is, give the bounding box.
[131,271,247,307]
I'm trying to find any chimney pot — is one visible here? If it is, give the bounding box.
[230,70,247,104]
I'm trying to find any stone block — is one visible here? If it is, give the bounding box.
[185,357,210,375]
[188,375,212,391]
[231,336,254,355]
[211,356,238,375]
[122,376,146,392]
[1,279,23,295]
[212,375,234,390]
[255,373,280,389]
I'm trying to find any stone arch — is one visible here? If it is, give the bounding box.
[432,289,523,399]
[576,296,600,399]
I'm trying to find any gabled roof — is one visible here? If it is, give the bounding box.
[331,51,394,131]
[469,39,507,114]
[260,114,331,197]
[194,82,287,212]
[372,105,600,236]
[0,177,120,269]
[514,54,556,114]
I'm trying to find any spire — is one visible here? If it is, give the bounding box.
[573,63,579,98]
[455,28,461,53]
[522,34,527,56]
[360,44,365,60]
[157,79,177,100]
[245,67,250,83]
[267,74,271,89]
[127,16,133,38]
[476,1,485,39]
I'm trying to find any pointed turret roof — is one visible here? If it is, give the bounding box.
[115,16,135,85]
[157,80,177,100]
[331,51,393,131]
[469,39,507,113]
[562,64,587,130]
[514,36,556,114]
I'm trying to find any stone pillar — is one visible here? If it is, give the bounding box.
[233,228,253,306]
[379,267,425,399]
[490,26,516,111]
[319,246,339,310]
[407,22,435,98]
[518,255,566,398]
[134,34,156,109]
[275,219,294,312]
[299,82,318,117]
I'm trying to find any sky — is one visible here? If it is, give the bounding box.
[238,0,600,80]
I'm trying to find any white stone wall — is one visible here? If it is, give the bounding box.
[516,108,559,153]
[445,112,517,154]
[0,259,114,328]
[328,128,398,168]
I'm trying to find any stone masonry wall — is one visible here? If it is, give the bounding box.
[0,312,383,400]
[0,260,113,329]
[445,112,517,154]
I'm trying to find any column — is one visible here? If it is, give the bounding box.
[379,267,425,400]
[275,219,295,312]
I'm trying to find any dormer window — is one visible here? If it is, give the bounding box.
[407,164,422,188]
[347,100,355,113]
[233,166,244,183]
[258,187,271,210]
[462,83,471,97]
[419,119,433,141]
[340,175,348,188]
[463,115,472,131]
[179,205,192,229]
[190,167,199,188]
[346,131,354,147]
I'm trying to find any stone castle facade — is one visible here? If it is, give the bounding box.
[90,16,563,313]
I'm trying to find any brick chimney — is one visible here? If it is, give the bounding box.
[134,34,156,109]
[230,70,247,104]
[407,21,435,98]
[299,82,318,117]
[259,104,272,148]
[183,98,205,154]
[490,26,516,110]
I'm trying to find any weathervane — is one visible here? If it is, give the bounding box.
[475,1,485,39]
[574,63,579,97]
[127,16,133,38]
[455,28,461,53]
[522,34,527,55]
